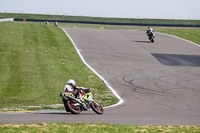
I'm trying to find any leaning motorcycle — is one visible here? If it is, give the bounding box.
[148,32,155,43]
[60,89,104,114]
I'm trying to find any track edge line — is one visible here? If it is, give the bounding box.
[60,27,124,108]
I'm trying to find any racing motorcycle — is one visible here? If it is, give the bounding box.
[148,31,155,43]
[60,89,104,114]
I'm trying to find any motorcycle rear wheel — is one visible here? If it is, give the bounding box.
[64,100,81,114]
[90,101,104,114]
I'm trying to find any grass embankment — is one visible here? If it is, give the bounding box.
[0,123,199,133]
[156,28,200,45]
[0,22,118,110]
[1,13,200,25]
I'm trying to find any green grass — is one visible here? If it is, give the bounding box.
[0,123,200,133]
[0,22,118,110]
[1,12,200,25]
[156,28,200,45]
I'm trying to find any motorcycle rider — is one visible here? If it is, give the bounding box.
[146,26,155,39]
[64,79,90,102]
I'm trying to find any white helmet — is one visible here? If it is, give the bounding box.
[67,79,75,85]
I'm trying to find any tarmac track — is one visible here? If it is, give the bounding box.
[1,28,200,125]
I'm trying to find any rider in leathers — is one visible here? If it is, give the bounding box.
[64,79,90,101]
[146,26,155,39]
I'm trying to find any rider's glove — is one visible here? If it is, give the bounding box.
[60,93,64,97]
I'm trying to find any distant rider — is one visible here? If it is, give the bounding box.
[146,26,155,39]
[64,79,90,101]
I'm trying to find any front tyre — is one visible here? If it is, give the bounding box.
[64,100,81,114]
[90,101,104,114]
[150,37,154,43]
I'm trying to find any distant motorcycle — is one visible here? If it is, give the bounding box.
[60,89,104,114]
[147,31,155,43]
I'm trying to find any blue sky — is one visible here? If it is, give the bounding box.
[0,0,200,19]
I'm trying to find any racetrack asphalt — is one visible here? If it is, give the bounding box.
[1,28,200,125]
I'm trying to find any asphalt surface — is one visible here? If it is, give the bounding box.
[1,28,200,125]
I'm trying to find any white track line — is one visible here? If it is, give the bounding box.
[61,28,124,108]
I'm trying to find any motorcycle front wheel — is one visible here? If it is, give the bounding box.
[150,37,154,43]
[64,100,81,114]
[90,101,104,114]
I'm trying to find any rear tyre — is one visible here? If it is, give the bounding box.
[90,101,104,114]
[64,100,81,114]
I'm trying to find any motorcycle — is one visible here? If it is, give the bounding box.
[60,89,104,114]
[148,32,155,43]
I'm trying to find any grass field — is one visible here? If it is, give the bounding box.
[0,123,199,133]
[0,22,118,110]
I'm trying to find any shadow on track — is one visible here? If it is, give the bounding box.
[133,40,151,43]
[35,112,97,115]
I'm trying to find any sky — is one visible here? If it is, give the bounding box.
[0,0,200,20]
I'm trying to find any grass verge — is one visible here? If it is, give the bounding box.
[0,123,200,133]
[0,22,118,111]
[156,28,200,45]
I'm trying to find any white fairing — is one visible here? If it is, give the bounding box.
[64,85,74,92]
[153,32,156,37]
[88,95,94,101]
